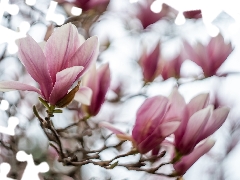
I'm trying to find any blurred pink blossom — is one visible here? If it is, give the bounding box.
[169,89,230,155]
[0,23,99,106]
[164,88,229,175]
[139,44,186,81]
[184,34,233,77]
[81,63,110,116]
[100,95,180,154]
[136,0,177,29]
[132,96,180,154]
[139,42,161,83]
[161,53,185,80]
[173,139,215,175]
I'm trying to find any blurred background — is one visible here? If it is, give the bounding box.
[0,0,240,179]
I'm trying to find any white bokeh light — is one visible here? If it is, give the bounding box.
[0,163,11,177]
[16,151,49,179]
[206,24,219,37]
[55,14,65,25]
[0,116,19,136]
[71,6,82,16]
[46,1,65,25]
[6,4,19,15]
[175,12,186,25]
[19,21,31,33]
[228,22,240,34]
[150,0,163,13]
[25,0,36,6]
[8,116,19,136]
[129,0,139,3]
[0,100,9,111]
[46,1,57,21]
[8,116,19,126]
[7,43,18,54]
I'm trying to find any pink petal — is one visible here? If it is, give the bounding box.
[184,41,209,74]
[49,66,83,105]
[179,106,212,154]
[78,34,86,46]
[99,121,125,135]
[89,63,110,115]
[192,42,210,76]
[136,121,180,154]
[151,146,161,156]
[187,93,209,118]
[116,134,133,141]
[160,121,180,137]
[16,35,53,99]
[161,53,183,80]
[83,64,98,92]
[140,42,160,82]
[199,107,230,141]
[137,135,165,154]
[68,36,99,78]
[0,81,41,95]
[132,96,170,147]
[166,87,186,121]
[174,139,215,175]
[74,86,92,105]
[136,96,169,126]
[183,40,197,63]
[174,93,208,146]
[38,41,46,50]
[208,34,233,73]
[167,88,186,144]
[45,23,83,83]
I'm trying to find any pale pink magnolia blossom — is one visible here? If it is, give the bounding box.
[161,53,185,80]
[100,96,180,154]
[80,63,110,116]
[173,139,215,175]
[139,42,161,83]
[74,87,93,106]
[132,96,180,154]
[136,0,177,29]
[184,34,233,77]
[0,23,99,106]
[169,89,230,155]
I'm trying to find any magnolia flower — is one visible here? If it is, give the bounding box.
[161,53,185,80]
[100,95,180,154]
[78,63,110,116]
[0,23,99,106]
[139,42,161,83]
[132,96,180,154]
[169,89,230,155]
[184,34,233,77]
[136,0,177,29]
[173,139,215,175]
